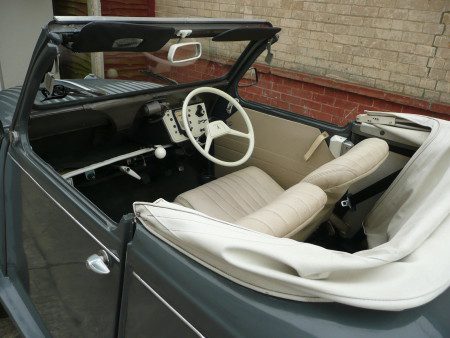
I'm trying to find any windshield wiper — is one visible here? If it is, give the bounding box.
[40,84,98,101]
[40,79,107,101]
[139,69,178,85]
[57,79,107,96]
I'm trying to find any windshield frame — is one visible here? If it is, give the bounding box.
[33,17,274,110]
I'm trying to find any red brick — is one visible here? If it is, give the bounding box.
[207,61,450,125]
[272,83,292,95]
[324,87,348,100]
[347,93,374,107]
[244,86,263,96]
[310,110,334,123]
[334,98,359,110]
[350,85,382,99]
[291,87,314,100]
[256,63,448,115]
[313,93,336,106]
[324,88,336,96]
[270,99,290,110]
[322,104,344,117]
[302,82,325,94]
[372,99,403,112]
[281,77,298,87]
[430,103,450,115]
[383,93,430,110]
[290,104,309,116]
[342,109,358,121]
[401,106,429,115]
[330,115,346,126]
[281,93,303,105]
[357,105,374,114]
[262,89,281,100]
[302,99,322,111]
[241,92,254,101]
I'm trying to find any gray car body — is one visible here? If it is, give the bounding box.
[0,17,448,338]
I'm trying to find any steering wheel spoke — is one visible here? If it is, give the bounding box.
[228,129,250,139]
[204,134,213,153]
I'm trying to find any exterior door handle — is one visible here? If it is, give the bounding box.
[86,250,110,275]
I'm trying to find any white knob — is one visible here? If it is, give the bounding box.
[154,146,166,159]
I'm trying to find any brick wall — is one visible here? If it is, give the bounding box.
[239,64,448,126]
[101,0,156,81]
[101,0,155,16]
[156,0,450,124]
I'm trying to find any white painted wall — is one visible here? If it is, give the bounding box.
[0,0,53,89]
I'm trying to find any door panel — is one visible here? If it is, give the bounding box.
[123,223,450,338]
[5,151,123,337]
[123,271,201,337]
[122,226,204,338]
[215,108,334,188]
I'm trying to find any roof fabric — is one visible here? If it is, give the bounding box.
[134,113,450,311]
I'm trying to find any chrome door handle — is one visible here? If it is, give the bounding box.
[86,250,110,274]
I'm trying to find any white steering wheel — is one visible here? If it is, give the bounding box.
[182,87,254,167]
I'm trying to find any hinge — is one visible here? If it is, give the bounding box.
[8,130,19,144]
[356,113,396,126]
[226,98,239,114]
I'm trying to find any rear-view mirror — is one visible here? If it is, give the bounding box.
[167,42,202,64]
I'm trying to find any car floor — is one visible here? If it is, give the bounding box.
[76,157,204,222]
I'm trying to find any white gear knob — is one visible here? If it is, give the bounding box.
[154,146,166,159]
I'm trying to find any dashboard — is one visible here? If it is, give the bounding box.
[161,102,208,143]
[28,90,218,181]
[29,88,217,151]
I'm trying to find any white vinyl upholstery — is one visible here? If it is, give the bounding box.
[237,182,327,237]
[302,138,389,204]
[135,113,450,311]
[175,138,388,240]
[175,166,327,238]
[175,166,284,223]
[300,137,389,229]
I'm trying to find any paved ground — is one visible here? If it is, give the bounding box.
[0,316,20,337]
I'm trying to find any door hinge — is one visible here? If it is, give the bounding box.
[357,113,396,126]
[8,130,19,144]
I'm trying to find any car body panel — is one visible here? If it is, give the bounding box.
[0,86,21,130]
[0,16,448,338]
[0,24,126,336]
[124,225,450,338]
[4,143,126,336]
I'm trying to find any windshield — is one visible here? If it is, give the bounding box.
[35,37,249,106]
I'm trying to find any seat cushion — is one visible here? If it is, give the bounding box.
[237,182,326,237]
[175,166,284,223]
[175,166,327,238]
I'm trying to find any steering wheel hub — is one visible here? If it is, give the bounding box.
[182,87,254,167]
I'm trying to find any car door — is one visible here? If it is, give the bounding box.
[119,225,204,338]
[214,107,336,188]
[3,29,129,337]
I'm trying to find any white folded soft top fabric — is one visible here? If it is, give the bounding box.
[134,113,450,311]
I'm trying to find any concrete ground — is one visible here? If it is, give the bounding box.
[0,316,20,337]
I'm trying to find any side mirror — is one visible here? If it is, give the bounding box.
[167,42,202,64]
[238,67,259,87]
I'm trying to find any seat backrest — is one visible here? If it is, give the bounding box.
[300,138,389,229]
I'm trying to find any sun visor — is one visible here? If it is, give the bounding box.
[68,22,175,52]
[212,27,281,41]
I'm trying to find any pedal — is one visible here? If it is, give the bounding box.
[118,166,141,180]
